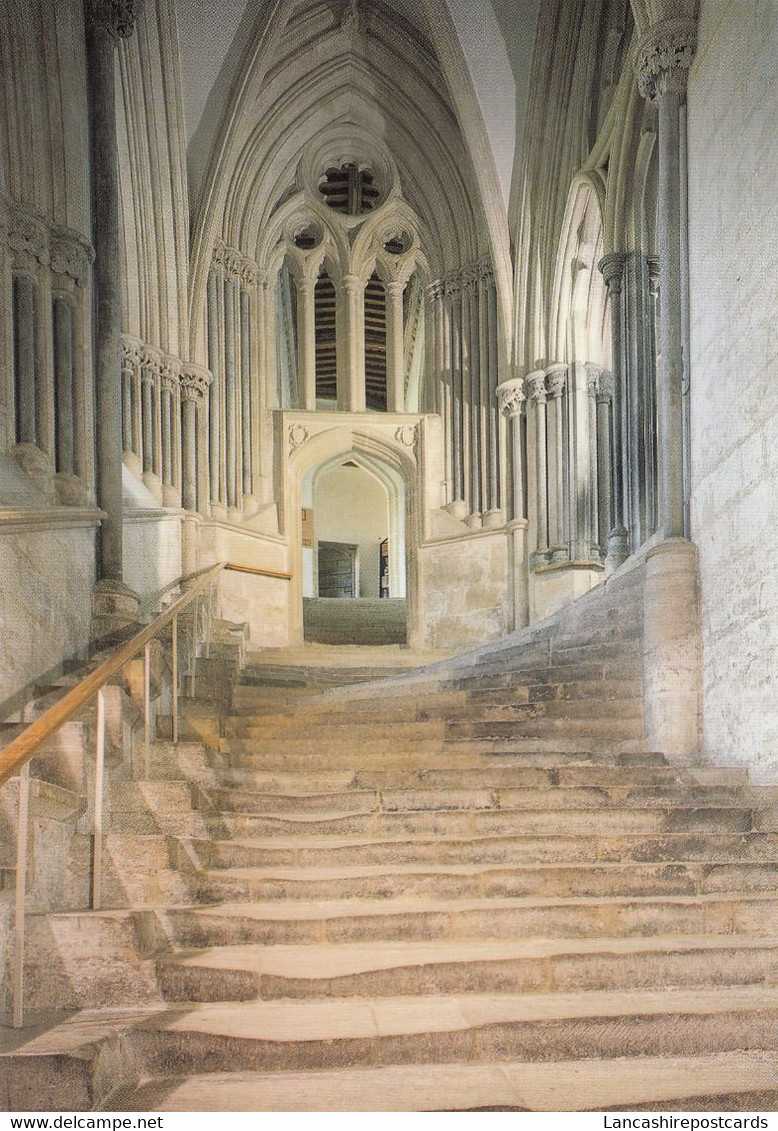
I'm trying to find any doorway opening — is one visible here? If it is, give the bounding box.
[301,453,407,644]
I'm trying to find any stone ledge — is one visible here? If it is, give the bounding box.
[0,506,105,535]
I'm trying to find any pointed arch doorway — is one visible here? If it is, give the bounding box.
[300,451,407,645]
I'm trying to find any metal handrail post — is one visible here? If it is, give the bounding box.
[13,761,31,1029]
[92,688,106,910]
[171,615,179,744]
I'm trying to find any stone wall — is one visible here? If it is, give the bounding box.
[0,521,97,712]
[419,530,510,650]
[687,0,778,781]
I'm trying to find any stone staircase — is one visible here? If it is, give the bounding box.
[1,625,778,1111]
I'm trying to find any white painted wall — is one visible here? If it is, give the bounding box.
[687,0,778,781]
[314,465,389,599]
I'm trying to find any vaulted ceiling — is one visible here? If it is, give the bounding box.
[175,0,540,214]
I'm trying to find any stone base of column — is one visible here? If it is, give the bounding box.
[210,502,228,522]
[605,525,630,574]
[142,471,163,504]
[54,472,91,507]
[123,452,143,477]
[14,443,55,503]
[162,485,181,508]
[444,499,468,521]
[91,578,141,641]
[550,543,568,564]
[482,508,505,530]
[643,538,701,759]
[465,513,483,530]
[242,494,260,518]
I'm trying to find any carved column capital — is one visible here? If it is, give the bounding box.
[496,378,527,417]
[180,366,213,402]
[86,0,144,40]
[545,363,568,398]
[598,251,625,293]
[50,228,95,287]
[526,369,548,405]
[8,205,49,272]
[636,18,697,102]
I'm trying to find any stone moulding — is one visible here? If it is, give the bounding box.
[0,506,105,535]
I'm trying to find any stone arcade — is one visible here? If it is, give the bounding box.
[0,0,776,1113]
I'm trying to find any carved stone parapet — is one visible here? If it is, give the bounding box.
[598,251,625,292]
[85,0,144,40]
[545,363,568,398]
[525,369,548,404]
[180,366,212,402]
[636,18,697,102]
[50,228,95,287]
[496,378,527,417]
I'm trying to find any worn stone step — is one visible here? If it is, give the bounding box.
[191,859,778,904]
[200,805,754,840]
[7,986,774,1096]
[446,717,645,741]
[197,783,747,816]
[154,934,778,1003]
[215,763,745,794]
[223,743,664,767]
[106,1052,778,1113]
[160,893,778,947]
[189,829,778,869]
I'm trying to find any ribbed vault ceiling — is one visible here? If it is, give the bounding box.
[175,0,540,212]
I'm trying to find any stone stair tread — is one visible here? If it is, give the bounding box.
[197,859,778,882]
[171,891,778,921]
[9,985,777,1053]
[194,830,778,852]
[107,1052,778,1112]
[157,933,778,980]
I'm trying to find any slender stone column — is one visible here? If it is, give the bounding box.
[546,363,567,559]
[593,369,615,558]
[385,279,406,413]
[161,381,173,487]
[599,252,629,571]
[637,18,697,540]
[121,352,134,454]
[140,361,154,475]
[240,286,253,499]
[86,0,142,594]
[52,296,75,475]
[296,276,316,410]
[206,268,221,505]
[450,283,464,506]
[224,276,238,509]
[497,376,529,630]
[13,275,37,445]
[486,277,500,513]
[179,368,211,513]
[526,370,548,553]
[496,378,527,522]
[337,274,365,412]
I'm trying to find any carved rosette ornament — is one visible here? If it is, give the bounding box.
[394,425,417,448]
[496,378,527,417]
[636,18,697,102]
[288,422,309,455]
[86,0,144,39]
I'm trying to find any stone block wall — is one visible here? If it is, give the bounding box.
[687,0,778,781]
[419,530,511,650]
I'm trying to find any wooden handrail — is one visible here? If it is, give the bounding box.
[0,560,293,786]
[0,563,225,786]
[225,562,292,581]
